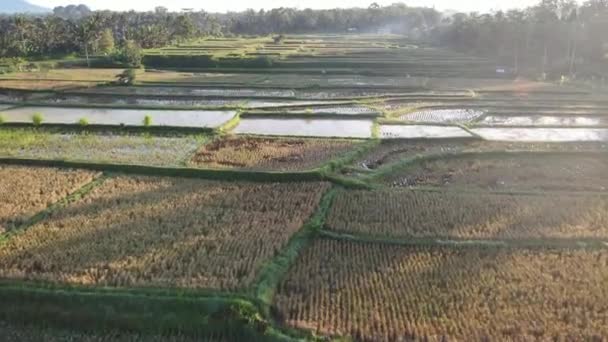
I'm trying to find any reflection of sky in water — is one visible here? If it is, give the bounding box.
[380,125,472,139]
[3,107,235,128]
[473,128,608,142]
[235,118,373,138]
[482,116,602,127]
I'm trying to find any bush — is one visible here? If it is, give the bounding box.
[32,113,43,126]
[99,29,115,55]
[143,115,152,127]
[116,69,137,86]
[78,118,89,126]
[112,40,142,68]
[273,34,285,44]
[0,57,27,74]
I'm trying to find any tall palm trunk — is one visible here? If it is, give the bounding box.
[85,43,90,68]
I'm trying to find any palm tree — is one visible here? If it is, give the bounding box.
[71,13,105,67]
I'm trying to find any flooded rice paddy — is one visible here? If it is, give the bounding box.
[472,127,608,142]
[234,118,373,138]
[1,107,236,128]
[380,125,473,139]
[480,115,604,126]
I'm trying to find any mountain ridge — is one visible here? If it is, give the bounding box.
[0,0,51,14]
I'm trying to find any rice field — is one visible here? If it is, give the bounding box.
[327,189,608,240]
[1,107,236,128]
[0,166,98,233]
[382,153,608,192]
[234,118,374,138]
[4,34,608,341]
[275,239,608,341]
[188,135,359,171]
[379,124,472,139]
[0,175,330,290]
[401,109,485,124]
[0,129,206,166]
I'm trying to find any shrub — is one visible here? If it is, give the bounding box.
[32,113,43,126]
[273,34,285,44]
[78,118,89,126]
[143,115,152,127]
[116,69,137,86]
[0,57,27,74]
[99,29,115,55]
[112,40,142,68]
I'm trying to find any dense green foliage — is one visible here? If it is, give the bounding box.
[433,0,608,78]
[0,3,437,59]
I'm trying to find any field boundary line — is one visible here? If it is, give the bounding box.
[178,134,215,167]
[398,186,608,197]
[0,122,217,134]
[316,139,379,175]
[16,100,245,111]
[319,229,608,250]
[0,278,254,302]
[253,187,338,341]
[0,158,325,182]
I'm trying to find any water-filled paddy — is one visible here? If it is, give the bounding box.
[246,100,346,108]
[473,127,608,142]
[234,118,373,138]
[380,124,472,139]
[41,95,244,108]
[401,109,484,124]
[2,107,236,128]
[480,115,604,126]
[281,105,379,115]
[77,86,296,98]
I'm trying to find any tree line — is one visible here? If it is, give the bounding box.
[0,3,439,60]
[1,1,607,78]
[432,0,608,78]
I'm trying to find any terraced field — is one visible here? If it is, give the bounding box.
[327,189,608,240]
[0,175,329,290]
[189,136,360,171]
[275,239,608,341]
[2,33,608,341]
[0,129,206,166]
[0,166,98,233]
[382,153,608,192]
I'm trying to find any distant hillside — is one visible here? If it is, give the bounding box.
[0,0,50,14]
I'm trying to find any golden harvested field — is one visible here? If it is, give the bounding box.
[275,239,608,341]
[189,136,358,171]
[0,166,98,234]
[0,176,329,290]
[1,69,125,82]
[0,69,122,90]
[383,154,608,192]
[327,189,608,240]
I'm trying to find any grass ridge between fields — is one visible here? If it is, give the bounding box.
[253,187,338,341]
[318,229,608,250]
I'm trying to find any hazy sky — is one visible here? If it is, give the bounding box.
[29,0,541,13]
